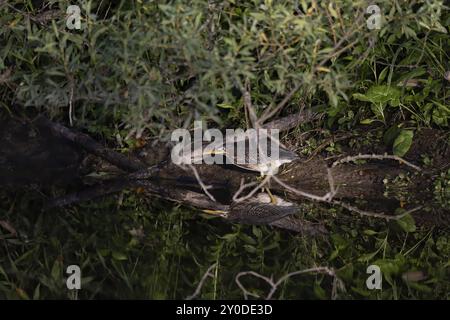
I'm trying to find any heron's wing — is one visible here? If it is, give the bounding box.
[269,216,327,235]
[229,202,299,224]
[223,151,261,172]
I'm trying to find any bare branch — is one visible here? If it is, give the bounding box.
[272,175,334,203]
[68,75,75,126]
[186,263,217,300]
[235,271,273,300]
[235,266,341,300]
[232,178,259,202]
[316,12,366,68]
[187,164,217,202]
[272,163,421,222]
[257,81,304,125]
[232,175,271,203]
[267,267,336,300]
[332,201,423,221]
[257,13,366,127]
[332,153,422,172]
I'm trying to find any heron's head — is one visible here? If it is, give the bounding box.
[278,148,300,162]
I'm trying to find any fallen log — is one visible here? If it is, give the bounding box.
[1,115,448,231]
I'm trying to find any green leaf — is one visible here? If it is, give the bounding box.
[51,260,62,281]
[407,282,432,293]
[383,125,401,146]
[252,226,262,239]
[314,283,327,299]
[393,130,413,156]
[360,118,375,124]
[221,233,237,242]
[352,93,370,102]
[378,66,389,83]
[431,100,450,127]
[240,233,257,245]
[336,264,354,281]
[363,229,378,236]
[243,245,257,253]
[357,251,378,262]
[33,284,41,300]
[354,85,401,107]
[397,213,416,233]
[396,67,426,84]
[112,252,128,261]
[372,258,402,286]
[217,103,234,109]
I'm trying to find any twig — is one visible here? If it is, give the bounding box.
[316,39,360,69]
[332,153,422,171]
[232,178,259,202]
[331,202,423,221]
[316,12,366,68]
[235,266,340,300]
[187,164,217,202]
[186,263,217,300]
[232,175,271,203]
[257,81,304,125]
[257,12,365,126]
[272,175,334,203]
[271,155,422,222]
[68,75,75,126]
[235,271,271,299]
[0,220,17,237]
[267,267,336,300]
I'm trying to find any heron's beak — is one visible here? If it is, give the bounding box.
[202,209,228,217]
[203,149,227,155]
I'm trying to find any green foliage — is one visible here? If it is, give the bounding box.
[0,0,449,300]
[393,129,414,157]
[396,213,416,233]
[433,169,450,208]
[1,0,448,138]
[353,85,401,107]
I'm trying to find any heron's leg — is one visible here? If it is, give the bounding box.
[263,187,277,204]
[260,177,277,204]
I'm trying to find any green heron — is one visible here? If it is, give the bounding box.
[180,133,298,205]
[200,134,299,204]
[182,132,299,176]
[204,193,300,225]
[210,138,299,176]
